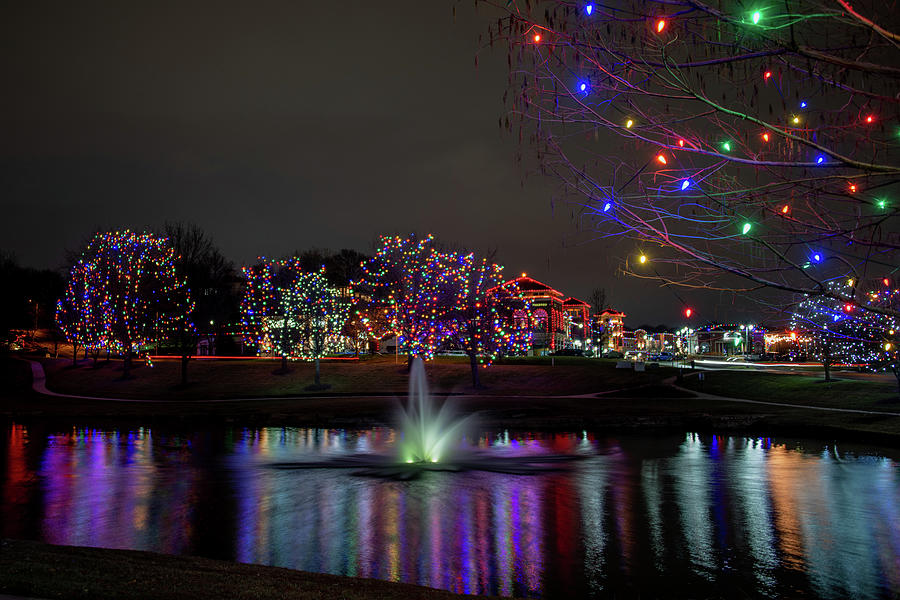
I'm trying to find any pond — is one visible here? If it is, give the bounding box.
[2,423,898,599]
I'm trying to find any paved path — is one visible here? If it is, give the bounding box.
[23,360,900,417]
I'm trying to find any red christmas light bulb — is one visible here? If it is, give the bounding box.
[684,307,693,318]
[656,19,666,33]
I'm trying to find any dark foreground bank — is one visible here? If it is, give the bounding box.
[0,539,509,600]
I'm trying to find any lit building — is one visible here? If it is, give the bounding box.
[592,309,627,352]
[495,276,567,351]
[562,297,591,348]
[695,324,766,355]
[645,332,676,353]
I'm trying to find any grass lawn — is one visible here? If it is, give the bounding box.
[679,370,900,410]
[4,356,900,444]
[39,354,674,400]
[0,539,507,600]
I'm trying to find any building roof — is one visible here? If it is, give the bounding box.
[493,276,564,299]
[598,308,626,317]
[562,297,590,308]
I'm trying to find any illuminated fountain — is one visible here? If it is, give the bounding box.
[397,357,472,465]
[271,357,579,479]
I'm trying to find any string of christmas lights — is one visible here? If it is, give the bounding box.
[441,252,532,368]
[482,0,899,320]
[792,279,899,372]
[358,235,533,363]
[56,230,192,362]
[240,259,351,361]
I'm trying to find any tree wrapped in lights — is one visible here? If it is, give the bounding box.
[360,234,463,365]
[792,279,900,384]
[482,0,899,319]
[295,267,351,387]
[56,230,191,377]
[241,259,350,381]
[55,264,90,367]
[443,252,532,387]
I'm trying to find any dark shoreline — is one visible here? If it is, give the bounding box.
[5,409,900,450]
[0,538,510,600]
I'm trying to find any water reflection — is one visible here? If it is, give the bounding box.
[2,424,898,599]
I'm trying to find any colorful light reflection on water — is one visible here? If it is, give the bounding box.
[2,424,899,598]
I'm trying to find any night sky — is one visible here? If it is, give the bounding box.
[1,1,762,326]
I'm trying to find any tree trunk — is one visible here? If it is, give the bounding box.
[823,339,832,382]
[281,354,288,372]
[407,353,413,372]
[123,350,132,378]
[72,342,79,367]
[469,354,480,388]
[314,357,321,386]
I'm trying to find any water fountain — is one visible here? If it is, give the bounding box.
[270,357,580,478]
[396,356,473,465]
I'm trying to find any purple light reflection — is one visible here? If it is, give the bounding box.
[2,425,898,599]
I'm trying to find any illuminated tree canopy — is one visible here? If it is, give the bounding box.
[241,259,351,375]
[360,235,533,374]
[360,234,459,361]
[56,230,191,376]
[444,252,532,386]
[482,0,899,319]
[792,278,900,384]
